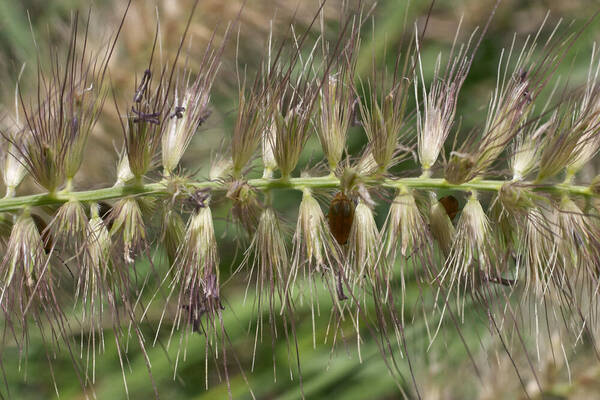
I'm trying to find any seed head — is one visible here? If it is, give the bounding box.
[85,203,112,271]
[428,195,456,257]
[384,188,427,258]
[360,83,410,174]
[1,211,47,292]
[442,194,496,292]
[48,200,88,252]
[231,79,271,177]
[348,198,379,282]
[446,67,532,184]
[209,153,233,182]
[174,194,221,333]
[415,25,471,172]
[109,198,146,263]
[1,138,27,197]
[226,180,261,234]
[161,42,221,175]
[262,118,278,177]
[272,79,317,178]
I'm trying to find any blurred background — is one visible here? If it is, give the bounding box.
[1,0,600,399]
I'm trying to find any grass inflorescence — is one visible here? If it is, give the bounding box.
[3,0,600,398]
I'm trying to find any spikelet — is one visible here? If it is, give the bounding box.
[429,194,457,257]
[415,22,471,173]
[1,67,28,197]
[78,203,112,370]
[241,206,292,365]
[261,119,278,177]
[348,197,380,286]
[109,197,146,263]
[226,180,261,234]
[162,34,223,175]
[48,200,88,253]
[442,194,500,298]
[383,188,428,259]
[445,28,554,184]
[171,190,221,334]
[290,187,344,303]
[231,77,271,177]
[1,133,27,197]
[162,208,185,266]
[1,211,47,296]
[271,74,317,179]
[359,78,410,174]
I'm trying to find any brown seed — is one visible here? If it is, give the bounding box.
[439,195,459,220]
[328,191,355,245]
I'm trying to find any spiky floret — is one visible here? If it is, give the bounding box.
[444,23,563,184]
[271,74,318,179]
[359,63,411,174]
[317,30,358,172]
[8,12,116,192]
[226,180,261,234]
[169,191,221,334]
[48,199,88,252]
[446,66,532,183]
[429,194,457,257]
[554,196,600,283]
[538,50,600,182]
[1,136,27,197]
[566,46,600,175]
[415,22,472,173]
[77,203,112,381]
[348,197,380,285]
[441,193,500,296]
[162,34,224,175]
[109,197,146,263]
[231,77,272,177]
[289,187,344,303]
[1,211,47,298]
[162,208,185,266]
[241,206,293,367]
[383,187,429,259]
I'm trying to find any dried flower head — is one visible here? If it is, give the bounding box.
[1,135,27,197]
[348,197,380,284]
[109,197,146,263]
[428,194,457,257]
[415,22,472,172]
[271,75,317,178]
[162,34,224,175]
[290,187,345,302]
[226,180,261,234]
[9,11,123,192]
[359,69,411,174]
[47,199,88,252]
[383,187,428,258]
[171,191,221,334]
[1,211,47,295]
[231,76,271,177]
[441,193,498,296]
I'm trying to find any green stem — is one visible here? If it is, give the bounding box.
[0,176,593,212]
